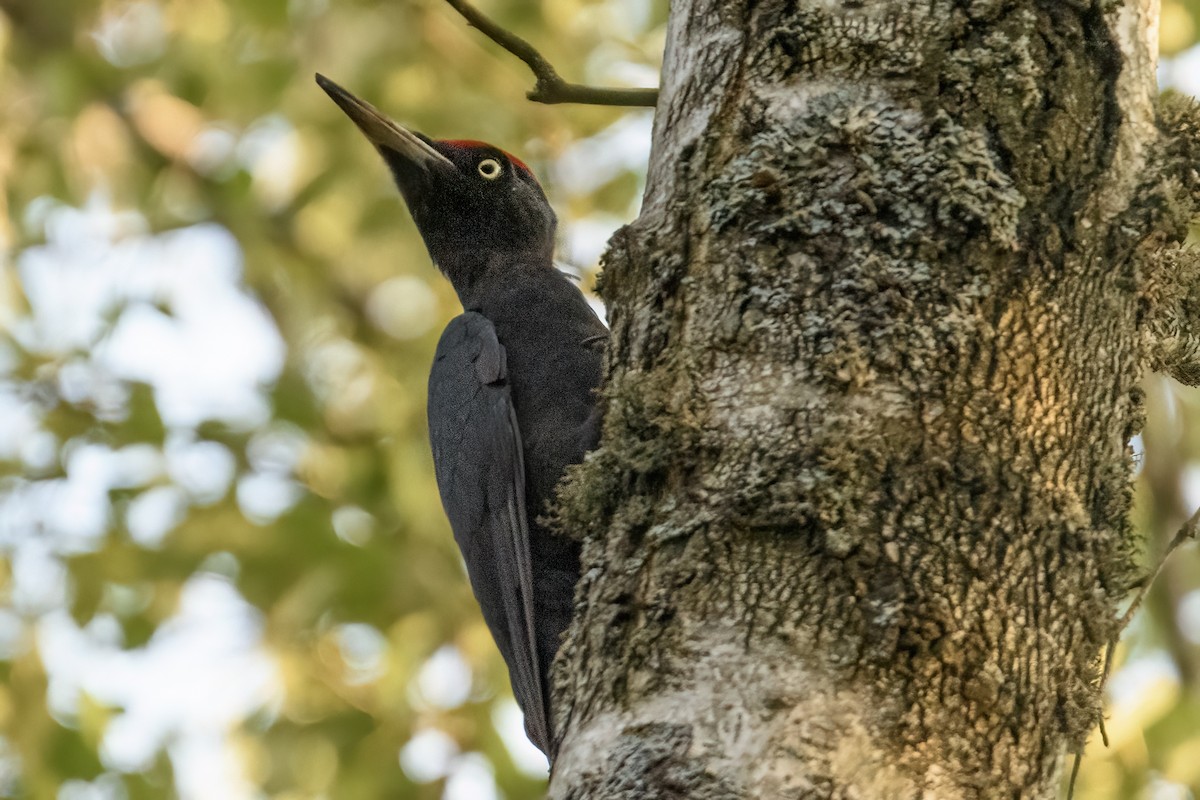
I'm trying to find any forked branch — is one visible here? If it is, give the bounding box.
[442,0,659,107]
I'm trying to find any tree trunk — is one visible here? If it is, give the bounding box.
[551,1,1200,797]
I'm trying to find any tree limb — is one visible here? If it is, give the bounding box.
[441,0,659,107]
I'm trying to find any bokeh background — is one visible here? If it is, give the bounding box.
[0,1,1196,798]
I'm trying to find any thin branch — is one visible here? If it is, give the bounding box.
[1098,504,1200,693]
[1074,503,1200,797]
[1118,504,1200,634]
[1066,751,1082,800]
[441,0,659,108]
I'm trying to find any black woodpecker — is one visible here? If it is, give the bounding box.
[317,74,605,761]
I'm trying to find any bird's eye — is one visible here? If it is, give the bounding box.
[477,158,502,180]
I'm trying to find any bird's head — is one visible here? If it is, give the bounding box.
[317,74,556,286]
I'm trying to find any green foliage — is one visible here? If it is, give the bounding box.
[1164,0,1200,55]
[0,0,660,797]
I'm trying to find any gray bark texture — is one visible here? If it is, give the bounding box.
[549,1,1200,797]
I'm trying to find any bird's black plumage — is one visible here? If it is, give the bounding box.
[427,312,548,750]
[317,74,606,761]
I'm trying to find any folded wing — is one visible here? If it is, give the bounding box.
[427,312,549,753]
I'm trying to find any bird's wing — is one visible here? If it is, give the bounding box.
[427,312,549,753]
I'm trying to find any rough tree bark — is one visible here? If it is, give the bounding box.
[549,1,1200,798]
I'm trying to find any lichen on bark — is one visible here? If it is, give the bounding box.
[1142,93,1200,385]
[551,1,1196,797]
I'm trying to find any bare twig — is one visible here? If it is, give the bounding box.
[1118,504,1200,634]
[441,0,659,107]
[1069,505,1200,799]
[1066,751,1083,800]
[1096,506,1200,693]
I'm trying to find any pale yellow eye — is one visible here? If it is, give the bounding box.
[477,158,502,179]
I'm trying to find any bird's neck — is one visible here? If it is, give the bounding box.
[437,248,556,310]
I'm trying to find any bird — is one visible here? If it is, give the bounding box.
[316,74,606,761]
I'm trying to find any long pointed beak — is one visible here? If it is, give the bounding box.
[315,73,453,170]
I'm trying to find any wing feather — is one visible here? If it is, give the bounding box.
[427,312,549,753]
